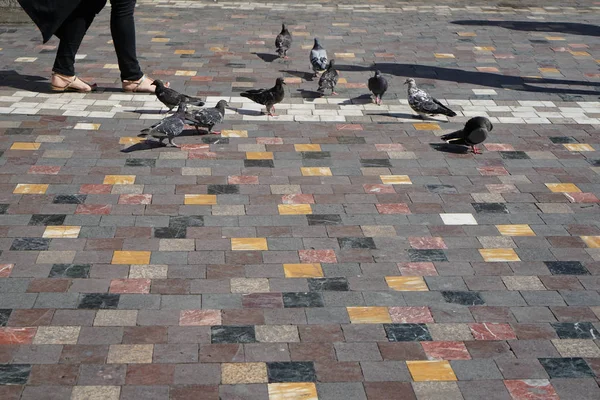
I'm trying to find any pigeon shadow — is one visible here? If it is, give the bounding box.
[254,53,279,63]
[120,140,166,153]
[0,70,50,92]
[370,112,421,120]
[133,109,168,115]
[452,20,600,37]
[429,143,470,154]
[234,108,264,116]
[334,63,600,96]
[337,94,376,105]
[280,69,315,81]
[295,88,322,101]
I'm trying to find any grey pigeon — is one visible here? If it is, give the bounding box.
[309,38,328,77]
[317,59,339,96]
[185,100,228,135]
[152,79,205,113]
[405,78,457,119]
[368,70,388,105]
[240,77,286,116]
[275,23,293,59]
[441,116,492,154]
[138,102,187,147]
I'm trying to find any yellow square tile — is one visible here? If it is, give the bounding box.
[479,248,520,262]
[42,226,81,239]
[222,130,248,138]
[268,383,318,400]
[337,77,348,84]
[301,167,332,176]
[246,152,274,160]
[385,276,429,291]
[564,143,594,152]
[335,53,355,58]
[210,46,229,52]
[581,236,600,248]
[434,53,455,58]
[103,175,135,185]
[278,204,312,215]
[413,123,441,131]
[294,144,322,152]
[570,51,591,57]
[175,70,197,76]
[231,238,268,251]
[407,360,457,382]
[545,36,565,40]
[474,46,496,51]
[283,263,324,278]
[175,49,195,55]
[152,37,170,42]
[184,194,217,205]
[119,137,146,145]
[545,183,581,193]
[103,64,119,69]
[112,251,151,265]
[539,67,560,73]
[10,142,40,150]
[380,175,412,185]
[457,32,477,37]
[347,306,392,324]
[496,224,535,236]
[13,184,48,194]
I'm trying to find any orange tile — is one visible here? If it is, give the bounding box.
[545,36,565,41]
[563,143,594,152]
[581,236,600,248]
[231,238,268,251]
[545,183,581,193]
[495,224,535,236]
[0,327,37,344]
[10,142,40,150]
[152,37,170,42]
[119,137,146,145]
[268,383,318,400]
[175,49,195,54]
[294,144,321,152]
[42,226,81,239]
[347,306,392,324]
[283,263,324,278]
[434,53,455,58]
[413,123,440,131]
[13,184,49,194]
[103,175,136,185]
[385,276,429,291]
[301,167,332,176]
[539,67,560,73]
[246,152,274,160]
[457,32,477,37]
[278,204,312,215]
[406,360,457,381]
[184,194,217,205]
[111,251,151,265]
[380,175,412,185]
[479,248,520,262]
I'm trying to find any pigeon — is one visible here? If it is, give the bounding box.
[275,23,293,59]
[317,59,339,96]
[240,77,286,116]
[440,116,492,154]
[185,100,228,135]
[368,70,388,105]
[152,79,205,113]
[309,38,328,77]
[138,101,187,147]
[404,78,457,119]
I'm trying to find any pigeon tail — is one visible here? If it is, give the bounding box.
[437,104,457,117]
[440,130,463,141]
[138,132,149,137]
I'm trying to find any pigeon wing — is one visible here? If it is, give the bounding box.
[310,49,328,70]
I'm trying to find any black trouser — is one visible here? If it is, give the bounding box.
[53,0,143,81]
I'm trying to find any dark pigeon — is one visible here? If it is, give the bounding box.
[152,79,205,113]
[309,38,328,76]
[240,77,286,116]
[368,70,388,105]
[317,59,339,96]
[138,102,187,147]
[185,100,228,135]
[441,116,492,154]
[275,23,293,59]
[405,78,457,119]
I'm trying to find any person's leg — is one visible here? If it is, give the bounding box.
[109,0,143,81]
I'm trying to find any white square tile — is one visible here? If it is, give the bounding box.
[440,213,478,225]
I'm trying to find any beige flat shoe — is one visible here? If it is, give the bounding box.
[51,73,97,93]
[122,75,170,93]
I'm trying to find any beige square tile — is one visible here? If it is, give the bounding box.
[361,225,397,237]
[71,386,120,400]
[94,310,138,326]
[129,264,168,279]
[231,278,270,293]
[428,324,474,341]
[107,344,153,363]
[33,326,80,344]
[551,339,600,357]
[36,251,76,264]
[502,276,545,291]
[222,130,248,138]
[256,325,300,342]
[222,362,268,384]
[159,239,195,252]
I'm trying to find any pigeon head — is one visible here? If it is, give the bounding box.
[328,59,336,68]
[313,38,322,49]
[151,79,165,88]
[276,77,286,86]
[281,23,287,31]
[216,100,229,109]
[404,78,416,86]
[374,70,381,77]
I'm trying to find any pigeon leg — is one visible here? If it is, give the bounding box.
[472,146,482,155]
[167,138,179,148]
[331,90,338,95]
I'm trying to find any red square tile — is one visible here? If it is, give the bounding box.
[398,262,438,276]
[126,364,175,385]
[484,143,515,151]
[28,166,61,175]
[79,184,112,194]
[0,264,14,278]
[477,166,509,176]
[0,327,37,344]
[388,306,434,323]
[363,184,396,194]
[179,309,221,326]
[564,192,599,203]
[422,341,471,360]
[256,137,283,144]
[75,204,112,215]
[336,124,363,130]
[376,203,411,214]
[408,237,447,250]
[487,184,519,194]
[299,249,337,263]
[118,194,152,205]
[228,176,259,184]
[469,323,516,340]
[282,194,315,204]
[375,144,405,151]
[109,278,151,294]
[504,379,559,400]
[180,144,209,151]
[242,293,284,308]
